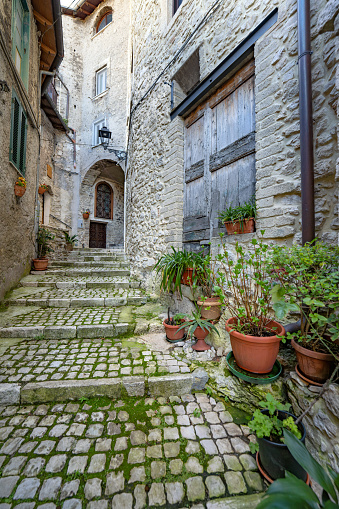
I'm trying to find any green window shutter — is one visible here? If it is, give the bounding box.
[10,91,27,175]
[19,109,27,174]
[11,0,30,88]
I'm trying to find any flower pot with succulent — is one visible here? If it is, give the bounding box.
[64,231,78,252]
[38,184,48,195]
[14,176,26,197]
[213,235,285,373]
[177,311,219,351]
[270,241,339,383]
[33,226,54,270]
[83,209,90,219]
[249,394,307,482]
[218,197,256,235]
[163,310,187,341]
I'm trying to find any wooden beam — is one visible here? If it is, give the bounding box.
[79,5,92,14]
[40,61,50,70]
[33,10,52,26]
[85,1,97,8]
[40,42,56,56]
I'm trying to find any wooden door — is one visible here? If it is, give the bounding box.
[89,221,106,248]
[183,59,256,249]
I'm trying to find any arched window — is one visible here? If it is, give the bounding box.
[95,182,113,219]
[96,10,112,33]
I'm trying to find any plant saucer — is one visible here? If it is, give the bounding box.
[226,352,282,384]
[295,364,323,387]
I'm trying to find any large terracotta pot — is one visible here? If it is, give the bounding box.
[291,338,335,383]
[197,297,221,320]
[225,317,285,374]
[193,326,211,351]
[33,258,49,271]
[14,185,26,197]
[163,319,185,341]
[224,218,255,235]
[181,268,194,285]
[83,212,90,219]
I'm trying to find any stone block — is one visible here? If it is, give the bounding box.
[0,384,20,406]
[148,374,193,397]
[122,377,145,397]
[192,368,209,391]
[44,327,77,340]
[70,298,105,307]
[115,323,129,335]
[76,325,114,339]
[0,327,44,338]
[48,299,71,307]
[206,493,263,509]
[105,298,127,307]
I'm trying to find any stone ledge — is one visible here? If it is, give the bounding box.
[206,493,263,508]
[0,383,21,406]
[147,374,194,397]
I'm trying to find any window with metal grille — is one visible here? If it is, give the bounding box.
[96,183,113,219]
[10,91,27,175]
[11,0,30,88]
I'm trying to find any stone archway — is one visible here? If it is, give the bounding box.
[79,159,125,249]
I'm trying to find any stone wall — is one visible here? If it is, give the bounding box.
[127,0,339,290]
[0,0,41,301]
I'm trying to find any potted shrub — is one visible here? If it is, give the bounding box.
[218,197,256,235]
[213,235,285,373]
[257,429,339,508]
[33,226,54,270]
[64,231,78,252]
[270,242,339,383]
[14,176,26,197]
[194,255,222,320]
[249,394,307,482]
[38,184,48,195]
[163,310,187,341]
[83,209,90,219]
[177,310,219,351]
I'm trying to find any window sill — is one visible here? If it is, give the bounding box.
[9,160,25,177]
[91,89,109,101]
[91,21,113,40]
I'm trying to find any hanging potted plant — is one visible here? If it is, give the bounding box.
[14,176,26,197]
[38,184,48,195]
[63,231,78,252]
[177,310,219,351]
[248,394,307,482]
[218,197,256,235]
[213,235,285,373]
[163,310,187,341]
[32,226,54,271]
[83,209,90,219]
[270,241,339,384]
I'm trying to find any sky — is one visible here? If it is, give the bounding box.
[60,1,78,7]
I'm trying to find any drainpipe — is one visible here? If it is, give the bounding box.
[297,0,315,245]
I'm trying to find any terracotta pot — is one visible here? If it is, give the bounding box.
[14,184,26,197]
[224,218,255,235]
[65,243,74,252]
[181,268,194,285]
[291,338,335,383]
[38,186,46,195]
[193,326,211,351]
[163,319,185,341]
[83,213,90,219]
[197,297,221,320]
[225,317,285,374]
[33,258,49,271]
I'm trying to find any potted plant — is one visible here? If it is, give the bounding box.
[64,231,78,252]
[256,429,339,508]
[38,184,48,195]
[33,226,54,270]
[213,235,285,373]
[218,197,256,235]
[248,394,307,482]
[83,209,90,219]
[270,242,339,383]
[177,310,219,351]
[195,255,222,320]
[14,176,26,197]
[163,310,187,341]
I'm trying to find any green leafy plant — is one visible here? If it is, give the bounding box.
[218,196,256,228]
[257,429,339,508]
[40,183,48,190]
[270,241,339,358]
[15,176,26,188]
[165,309,187,326]
[248,394,301,454]
[193,408,201,418]
[212,234,278,336]
[37,226,54,258]
[64,231,78,245]
[177,310,220,338]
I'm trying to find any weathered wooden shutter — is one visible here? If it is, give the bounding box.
[183,59,256,249]
[10,92,27,175]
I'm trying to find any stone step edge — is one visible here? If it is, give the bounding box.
[205,493,264,508]
[6,296,147,308]
[0,372,208,404]
[34,270,131,276]
[0,323,133,339]
[20,280,136,289]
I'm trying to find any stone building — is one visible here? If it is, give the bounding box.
[0,0,66,300]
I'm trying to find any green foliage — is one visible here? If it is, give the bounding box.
[248,394,300,454]
[177,310,220,338]
[218,196,256,226]
[193,408,201,418]
[257,430,339,508]
[270,241,339,358]
[63,231,78,245]
[37,226,54,258]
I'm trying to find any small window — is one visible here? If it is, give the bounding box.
[10,91,27,174]
[173,0,183,15]
[96,11,112,33]
[11,0,30,87]
[92,118,106,146]
[96,67,107,96]
[96,182,113,219]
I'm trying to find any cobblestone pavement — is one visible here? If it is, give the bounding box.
[0,340,190,384]
[20,276,131,288]
[2,309,120,328]
[0,394,263,508]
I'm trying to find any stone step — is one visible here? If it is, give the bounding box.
[21,278,131,289]
[67,254,127,261]
[73,249,125,255]
[43,268,131,277]
[49,261,130,268]
[0,322,131,339]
